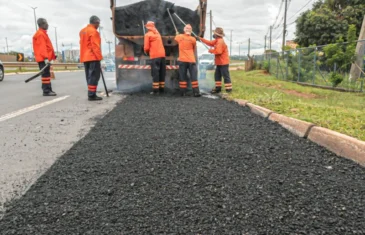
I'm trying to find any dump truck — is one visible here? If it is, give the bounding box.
[109,0,208,92]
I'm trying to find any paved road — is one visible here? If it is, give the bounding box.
[0,94,364,234]
[0,71,123,216]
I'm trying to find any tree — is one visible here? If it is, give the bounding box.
[294,1,365,47]
[321,25,357,86]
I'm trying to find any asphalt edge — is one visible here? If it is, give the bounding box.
[220,94,365,167]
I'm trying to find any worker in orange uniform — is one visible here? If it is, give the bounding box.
[144,21,166,95]
[199,27,232,93]
[79,15,103,101]
[175,24,201,97]
[32,18,57,96]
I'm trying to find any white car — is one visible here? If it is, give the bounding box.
[199,53,215,70]
[0,60,4,82]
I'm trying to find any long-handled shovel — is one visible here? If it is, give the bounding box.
[172,12,210,50]
[100,68,109,97]
[167,8,179,35]
[25,63,51,83]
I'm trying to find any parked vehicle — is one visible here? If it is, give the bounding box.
[199,53,215,70]
[0,60,4,82]
[78,60,106,70]
[105,59,115,72]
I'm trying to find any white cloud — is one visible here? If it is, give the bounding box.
[0,0,313,57]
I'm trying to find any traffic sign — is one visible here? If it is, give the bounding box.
[17,53,24,62]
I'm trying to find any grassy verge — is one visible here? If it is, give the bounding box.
[222,70,365,141]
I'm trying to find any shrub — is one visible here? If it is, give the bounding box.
[329,72,344,87]
[263,61,270,72]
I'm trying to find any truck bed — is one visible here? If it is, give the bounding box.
[114,0,200,36]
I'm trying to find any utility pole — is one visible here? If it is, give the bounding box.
[264,35,267,59]
[106,41,112,58]
[54,27,59,59]
[230,30,233,56]
[99,26,103,55]
[237,42,243,60]
[282,0,289,55]
[5,37,9,55]
[31,7,38,31]
[209,10,212,40]
[269,25,272,51]
[350,15,365,82]
[248,38,251,56]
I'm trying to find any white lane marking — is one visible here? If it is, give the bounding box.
[0,96,70,123]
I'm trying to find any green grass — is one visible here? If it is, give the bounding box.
[230,60,245,64]
[222,70,365,141]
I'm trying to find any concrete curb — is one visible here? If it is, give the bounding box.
[219,94,365,166]
[246,103,274,118]
[269,113,315,138]
[233,99,249,106]
[308,127,365,166]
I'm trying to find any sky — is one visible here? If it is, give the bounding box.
[0,0,315,57]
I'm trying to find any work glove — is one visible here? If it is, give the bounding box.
[44,58,49,64]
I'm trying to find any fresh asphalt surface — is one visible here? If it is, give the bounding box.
[0,84,364,234]
[0,70,122,217]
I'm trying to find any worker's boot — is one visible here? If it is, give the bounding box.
[88,95,103,101]
[43,91,57,96]
[210,87,221,94]
[180,90,186,97]
[159,88,165,94]
[193,88,201,97]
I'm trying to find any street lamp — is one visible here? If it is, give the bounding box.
[31,7,37,31]
[54,27,59,60]
[237,42,244,60]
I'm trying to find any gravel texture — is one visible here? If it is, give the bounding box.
[115,0,200,36]
[1,94,365,234]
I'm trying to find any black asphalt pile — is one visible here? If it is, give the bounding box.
[1,94,365,234]
[114,0,200,36]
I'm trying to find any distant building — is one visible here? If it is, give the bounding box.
[286,40,298,49]
[63,49,80,62]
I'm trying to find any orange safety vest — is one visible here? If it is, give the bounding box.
[144,29,166,59]
[79,24,103,63]
[32,29,56,63]
[200,37,230,65]
[175,34,196,63]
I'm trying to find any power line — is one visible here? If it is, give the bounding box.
[265,0,285,37]
[288,0,313,21]
[212,18,217,28]
[272,0,284,29]
[273,0,292,31]
[282,0,289,55]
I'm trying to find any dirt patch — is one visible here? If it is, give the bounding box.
[283,90,318,99]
